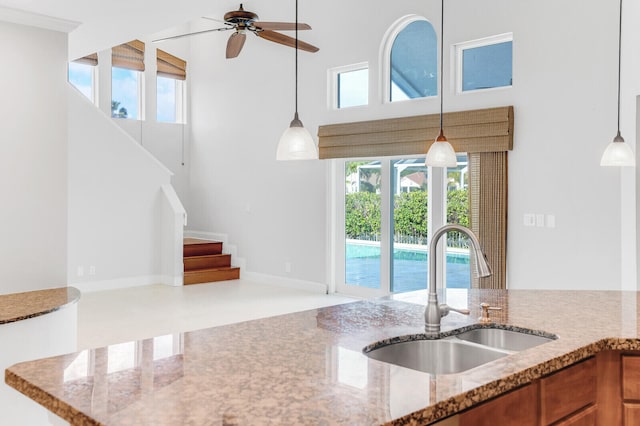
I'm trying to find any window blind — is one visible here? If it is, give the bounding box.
[112,40,145,71]
[157,49,186,81]
[72,53,98,66]
[317,106,513,159]
[469,151,508,289]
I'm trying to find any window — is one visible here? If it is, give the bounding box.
[329,63,368,109]
[157,49,187,123]
[345,160,382,290]
[456,34,513,93]
[342,156,469,296]
[111,40,145,120]
[68,54,97,104]
[388,18,438,102]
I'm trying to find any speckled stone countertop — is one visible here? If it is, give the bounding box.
[5,289,640,425]
[0,286,80,325]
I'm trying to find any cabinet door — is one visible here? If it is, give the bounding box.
[624,403,640,426]
[540,357,596,425]
[458,383,538,426]
[622,355,640,400]
[555,405,596,426]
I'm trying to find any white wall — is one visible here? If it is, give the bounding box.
[0,21,68,295]
[91,33,192,210]
[67,87,173,288]
[187,0,636,291]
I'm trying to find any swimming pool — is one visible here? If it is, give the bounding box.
[346,241,470,293]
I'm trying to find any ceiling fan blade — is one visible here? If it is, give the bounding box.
[257,30,319,53]
[202,16,235,26]
[226,32,247,58]
[253,22,311,31]
[153,26,233,43]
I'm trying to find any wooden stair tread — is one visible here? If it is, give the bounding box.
[183,239,223,257]
[184,267,240,285]
[183,238,239,285]
[184,266,240,274]
[184,254,232,271]
[185,253,229,260]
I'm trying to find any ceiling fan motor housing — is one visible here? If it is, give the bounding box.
[224,4,258,25]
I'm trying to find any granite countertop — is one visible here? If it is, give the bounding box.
[0,286,81,325]
[5,289,640,425]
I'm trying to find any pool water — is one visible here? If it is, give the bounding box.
[346,242,470,293]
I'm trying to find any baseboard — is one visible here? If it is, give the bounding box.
[72,275,181,293]
[241,271,328,294]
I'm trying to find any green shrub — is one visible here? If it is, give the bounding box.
[345,191,381,238]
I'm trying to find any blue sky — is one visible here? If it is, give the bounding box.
[111,67,139,119]
[156,76,177,123]
[68,62,93,101]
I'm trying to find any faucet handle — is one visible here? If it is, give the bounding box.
[439,304,471,318]
[478,303,502,324]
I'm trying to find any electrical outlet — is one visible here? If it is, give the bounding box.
[89,265,96,275]
[536,214,545,227]
[523,214,535,227]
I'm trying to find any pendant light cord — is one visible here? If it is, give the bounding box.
[439,0,444,132]
[295,0,299,115]
[617,0,622,133]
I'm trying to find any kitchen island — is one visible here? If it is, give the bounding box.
[5,289,640,425]
[1,286,80,426]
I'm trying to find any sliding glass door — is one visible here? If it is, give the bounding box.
[337,155,469,297]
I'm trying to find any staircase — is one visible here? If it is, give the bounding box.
[183,238,240,285]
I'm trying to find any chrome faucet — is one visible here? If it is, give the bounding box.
[425,224,492,336]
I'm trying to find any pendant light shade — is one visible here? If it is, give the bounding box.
[425,130,457,167]
[276,0,318,161]
[277,113,317,160]
[601,131,635,166]
[600,0,635,167]
[425,0,456,168]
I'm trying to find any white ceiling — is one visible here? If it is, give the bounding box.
[0,0,295,59]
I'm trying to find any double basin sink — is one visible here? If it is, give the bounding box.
[364,326,556,375]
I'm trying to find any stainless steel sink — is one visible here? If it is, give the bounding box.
[455,328,554,352]
[364,338,508,375]
[364,327,556,375]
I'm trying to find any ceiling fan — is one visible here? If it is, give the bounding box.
[153,3,319,59]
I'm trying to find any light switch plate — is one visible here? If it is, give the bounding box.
[546,214,556,228]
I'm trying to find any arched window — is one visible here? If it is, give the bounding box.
[386,18,438,102]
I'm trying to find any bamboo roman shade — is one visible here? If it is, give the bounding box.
[469,152,508,289]
[317,106,513,159]
[157,49,187,80]
[112,40,145,71]
[73,53,98,66]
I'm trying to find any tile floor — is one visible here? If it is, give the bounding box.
[77,279,356,349]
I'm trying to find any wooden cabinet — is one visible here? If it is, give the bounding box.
[459,383,539,426]
[439,351,640,426]
[622,355,640,426]
[554,405,596,425]
[455,358,596,426]
[540,357,596,425]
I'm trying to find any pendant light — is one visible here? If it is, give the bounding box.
[276,0,318,161]
[600,0,635,167]
[425,0,457,168]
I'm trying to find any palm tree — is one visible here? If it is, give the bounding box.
[111,100,128,118]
